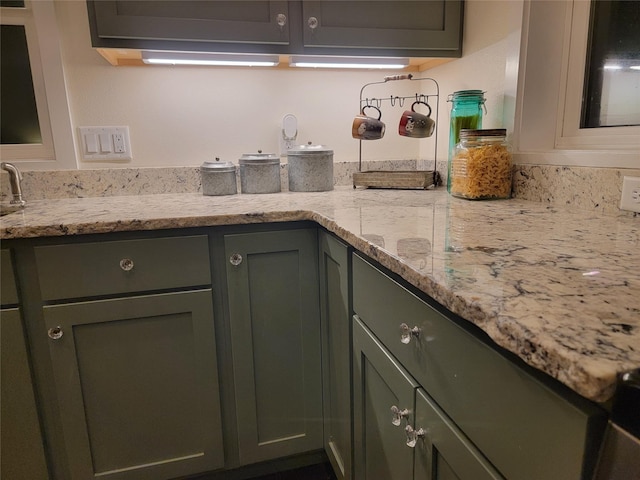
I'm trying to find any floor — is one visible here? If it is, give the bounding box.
[251,463,337,480]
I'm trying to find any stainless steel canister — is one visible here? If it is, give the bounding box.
[239,151,281,194]
[287,143,334,192]
[200,158,237,196]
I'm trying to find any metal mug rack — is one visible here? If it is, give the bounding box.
[356,74,440,179]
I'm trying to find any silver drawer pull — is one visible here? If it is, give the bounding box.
[390,405,409,426]
[119,258,134,271]
[400,323,420,344]
[276,13,287,27]
[405,425,426,448]
[308,16,319,29]
[229,253,243,266]
[48,326,63,340]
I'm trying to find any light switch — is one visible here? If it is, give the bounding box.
[85,133,98,153]
[99,133,112,153]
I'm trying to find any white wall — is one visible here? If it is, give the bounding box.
[54,0,516,169]
[422,0,521,165]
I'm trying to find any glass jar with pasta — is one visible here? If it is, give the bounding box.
[450,129,512,200]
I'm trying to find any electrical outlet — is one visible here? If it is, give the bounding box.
[620,176,640,213]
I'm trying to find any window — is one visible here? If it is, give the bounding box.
[0,0,75,169]
[514,0,640,168]
[582,1,640,128]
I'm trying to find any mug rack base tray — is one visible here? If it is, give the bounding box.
[353,170,439,190]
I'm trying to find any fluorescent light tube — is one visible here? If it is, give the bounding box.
[141,51,279,67]
[289,55,409,69]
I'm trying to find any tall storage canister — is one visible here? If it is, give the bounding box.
[287,143,334,192]
[447,90,485,193]
[200,158,237,196]
[239,152,281,194]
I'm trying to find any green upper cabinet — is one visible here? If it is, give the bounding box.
[224,227,323,466]
[301,1,463,57]
[87,1,291,53]
[87,0,463,58]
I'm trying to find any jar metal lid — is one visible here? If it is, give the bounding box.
[448,90,486,102]
[460,128,506,138]
[288,142,333,156]
[239,151,280,165]
[201,158,236,172]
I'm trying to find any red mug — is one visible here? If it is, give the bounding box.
[399,101,435,138]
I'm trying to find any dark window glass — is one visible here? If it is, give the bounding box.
[0,1,26,7]
[0,24,42,144]
[582,0,640,128]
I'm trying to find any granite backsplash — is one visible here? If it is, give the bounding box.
[2,161,639,217]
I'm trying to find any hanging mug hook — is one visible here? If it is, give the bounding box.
[361,104,383,120]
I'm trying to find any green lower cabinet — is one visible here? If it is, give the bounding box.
[1,308,50,480]
[224,228,323,466]
[353,316,504,480]
[413,389,503,480]
[1,248,49,480]
[43,290,224,480]
[353,316,418,480]
[319,231,352,480]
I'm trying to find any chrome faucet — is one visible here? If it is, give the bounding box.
[1,162,27,207]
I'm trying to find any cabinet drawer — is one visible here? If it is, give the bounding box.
[352,253,605,480]
[1,249,19,305]
[35,235,211,300]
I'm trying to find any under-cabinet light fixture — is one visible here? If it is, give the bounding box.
[288,55,409,69]
[141,51,280,67]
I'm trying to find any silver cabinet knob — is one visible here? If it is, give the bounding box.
[308,16,319,29]
[390,405,410,426]
[400,323,420,344]
[405,425,426,448]
[119,258,134,271]
[229,253,243,266]
[276,13,287,27]
[48,326,63,340]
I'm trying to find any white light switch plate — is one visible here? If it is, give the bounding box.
[79,126,132,161]
[620,176,640,213]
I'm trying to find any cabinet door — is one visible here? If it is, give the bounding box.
[225,228,322,466]
[1,308,50,480]
[353,316,418,480]
[43,290,224,480]
[319,231,352,480]
[414,389,504,480]
[89,1,291,51]
[301,1,463,57]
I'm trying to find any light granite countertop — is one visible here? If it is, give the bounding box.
[1,187,638,403]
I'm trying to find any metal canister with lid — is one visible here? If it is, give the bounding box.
[287,142,334,192]
[239,151,281,194]
[200,158,237,196]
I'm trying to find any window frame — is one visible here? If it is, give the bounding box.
[0,0,76,170]
[513,0,640,168]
